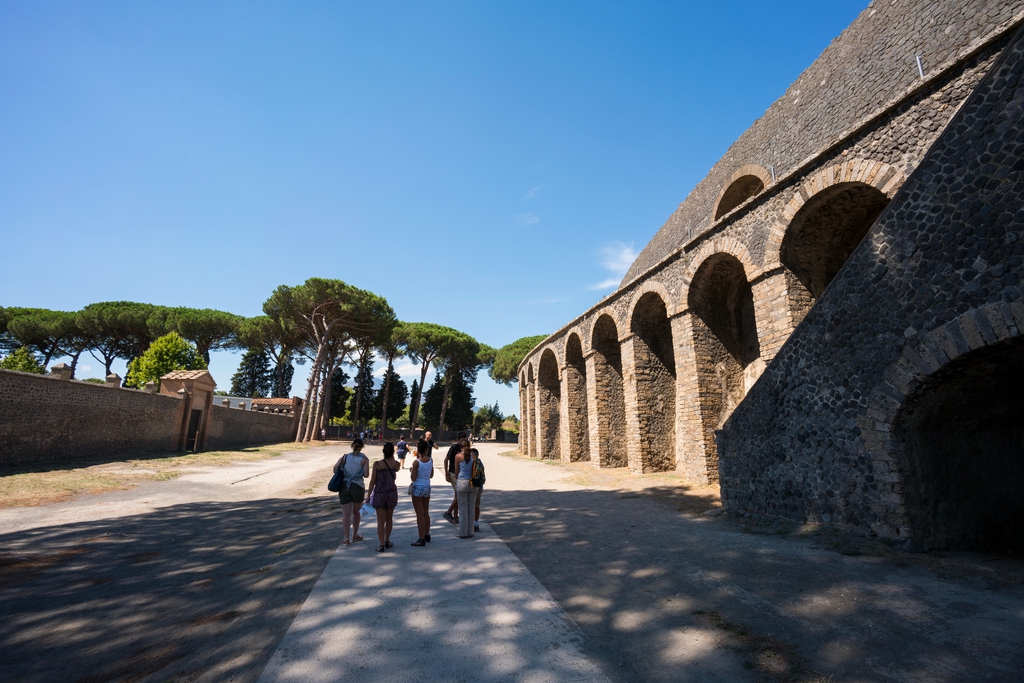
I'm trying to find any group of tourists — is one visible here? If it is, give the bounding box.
[330,432,485,552]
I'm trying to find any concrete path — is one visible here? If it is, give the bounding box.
[258,445,612,683]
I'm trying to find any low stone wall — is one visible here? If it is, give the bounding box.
[0,369,183,464]
[205,404,297,451]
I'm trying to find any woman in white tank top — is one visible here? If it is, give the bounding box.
[409,439,434,546]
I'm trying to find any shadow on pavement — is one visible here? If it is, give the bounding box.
[0,495,343,683]
[485,486,1024,683]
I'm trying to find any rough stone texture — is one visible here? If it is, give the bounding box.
[717,23,1024,549]
[562,334,590,463]
[516,3,1024,551]
[205,404,298,451]
[0,369,182,463]
[0,369,299,464]
[625,0,1024,284]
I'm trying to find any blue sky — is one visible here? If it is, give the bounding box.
[0,0,867,416]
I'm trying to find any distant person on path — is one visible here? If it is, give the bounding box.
[333,438,370,545]
[396,435,408,469]
[423,431,438,458]
[442,433,468,525]
[409,439,434,546]
[367,442,400,552]
[454,441,478,538]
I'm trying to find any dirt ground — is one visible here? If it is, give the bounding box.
[484,448,1024,683]
[2,443,1023,683]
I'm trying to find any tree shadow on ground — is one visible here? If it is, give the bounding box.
[0,496,342,683]
[484,486,1024,683]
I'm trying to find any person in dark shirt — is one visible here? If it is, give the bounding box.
[442,432,468,525]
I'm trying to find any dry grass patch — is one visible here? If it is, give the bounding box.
[0,442,313,508]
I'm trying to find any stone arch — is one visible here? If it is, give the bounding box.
[518,370,529,457]
[627,279,676,322]
[526,362,537,458]
[537,349,561,460]
[686,252,763,481]
[765,159,906,326]
[590,313,627,467]
[679,237,758,305]
[629,291,676,473]
[563,332,591,462]
[713,164,774,220]
[860,302,1024,551]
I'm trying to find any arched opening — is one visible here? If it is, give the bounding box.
[687,253,762,481]
[781,182,888,325]
[564,334,591,462]
[519,370,529,457]
[630,293,676,472]
[537,349,561,460]
[526,364,537,458]
[893,337,1024,553]
[715,175,765,220]
[591,315,627,467]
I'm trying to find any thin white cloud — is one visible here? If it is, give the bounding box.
[516,213,540,226]
[587,241,637,290]
[80,365,92,373]
[522,185,543,200]
[587,278,620,291]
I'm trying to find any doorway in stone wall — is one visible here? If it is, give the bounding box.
[591,315,627,468]
[537,349,561,460]
[894,336,1024,553]
[687,253,761,482]
[630,293,676,473]
[185,409,202,452]
[781,181,889,326]
[564,334,590,462]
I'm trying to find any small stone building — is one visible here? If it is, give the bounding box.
[159,370,217,452]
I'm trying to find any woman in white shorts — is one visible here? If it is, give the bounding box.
[409,439,433,546]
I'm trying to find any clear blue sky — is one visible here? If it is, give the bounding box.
[0,0,867,416]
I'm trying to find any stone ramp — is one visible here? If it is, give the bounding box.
[257,500,611,683]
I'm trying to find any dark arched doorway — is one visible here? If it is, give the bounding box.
[526,363,537,458]
[564,334,591,462]
[537,349,561,460]
[894,336,1024,553]
[630,293,676,472]
[592,315,627,467]
[688,253,761,482]
[781,182,889,325]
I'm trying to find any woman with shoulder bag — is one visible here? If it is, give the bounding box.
[453,439,478,539]
[367,442,400,552]
[334,438,370,545]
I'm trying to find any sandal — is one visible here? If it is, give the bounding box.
[384,541,393,549]
[411,539,426,546]
[425,534,431,543]
[342,539,351,545]
[376,545,386,552]
[352,535,363,542]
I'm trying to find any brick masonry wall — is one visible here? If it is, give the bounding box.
[205,405,297,451]
[518,5,1020,482]
[0,369,182,464]
[716,24,1024,544]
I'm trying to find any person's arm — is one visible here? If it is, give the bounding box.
[361,456,370,479]
[410,459,419,480]
[366,463,378,495]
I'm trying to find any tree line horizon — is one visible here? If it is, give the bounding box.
[0,278,548,441]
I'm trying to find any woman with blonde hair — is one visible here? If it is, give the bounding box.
[453,439,478,539]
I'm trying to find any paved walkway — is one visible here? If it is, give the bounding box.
[258,444,611,683]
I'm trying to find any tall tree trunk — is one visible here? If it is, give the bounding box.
[380,356,393,435]
[438,368,452,433]
[409,361,430,434]
[69,349,83,379]
[304,366,326,442]
[315,360,335,440]
[297,347,327,442]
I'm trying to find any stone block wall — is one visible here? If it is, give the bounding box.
[716,24,1024,546]
[0,369,183,464]
[205,404,298,451]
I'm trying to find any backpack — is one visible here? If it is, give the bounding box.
[471,456,486,488]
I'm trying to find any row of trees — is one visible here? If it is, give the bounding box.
[1,278,529,442]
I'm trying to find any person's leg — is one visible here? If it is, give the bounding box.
[448,477,459,518]
[475,488,482,531]
[467,488,479,536]
[423,494,431,540]
[384,508,394,545]
[341,501,352,543]
[411,496,425,538]
[376,508,386,549]
[457,483,471,537]
[352,503,362,540]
